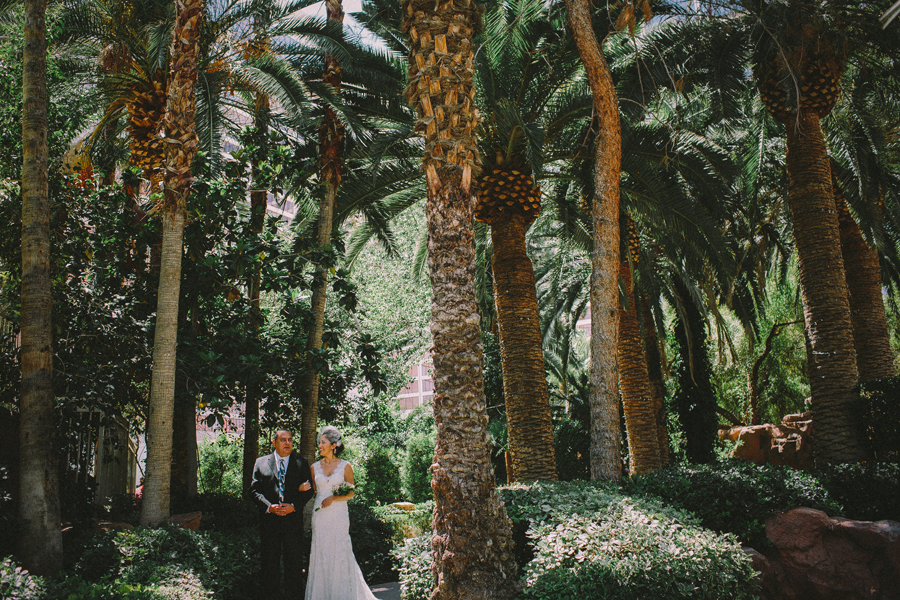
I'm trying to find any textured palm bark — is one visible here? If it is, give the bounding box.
[641,296,669,466]
[834,182,894,381]
[618,258,660,474]
[491,214,557,482]
[565,0,622,482]
[299,0,344,463]
[19,0,63,575]
[141,0,201,526]
[402,0,519,597]
[785,112,865,463]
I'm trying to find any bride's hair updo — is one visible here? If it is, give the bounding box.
[319,425,345,456]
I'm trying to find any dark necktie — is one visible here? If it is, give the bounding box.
[277,458,285,501]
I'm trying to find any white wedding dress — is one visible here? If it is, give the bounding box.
[305,459,378,600]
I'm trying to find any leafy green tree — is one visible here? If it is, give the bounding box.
[401,431,435,504]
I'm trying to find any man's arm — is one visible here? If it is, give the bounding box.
[248,459,273,512]
[294,457,316,507]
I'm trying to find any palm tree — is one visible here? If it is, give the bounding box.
[141,0,202,527]
[18,0,63,575]
[298,0,347,463]
[617,215,661,473]
[640,294,670,465]
[833,170,894,381]
[565,0,623,482]
[828,73,900,382]
[401,0,519,596]
[751,0,869,462]
[468,0,579,482]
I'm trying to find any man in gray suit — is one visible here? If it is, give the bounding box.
[250,429,315,599]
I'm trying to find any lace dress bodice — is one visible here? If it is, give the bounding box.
[312,459,348,510]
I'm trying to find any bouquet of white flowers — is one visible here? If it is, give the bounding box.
[332,482,354,497]
[317,482,355,510]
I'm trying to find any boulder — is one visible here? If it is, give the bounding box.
[167,511,202,530]
[763,507,900,599]
[719,412,813,471]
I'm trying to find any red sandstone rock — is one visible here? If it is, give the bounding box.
[167,511,202,530]
[763,508,900,599]
[719,412,814,471]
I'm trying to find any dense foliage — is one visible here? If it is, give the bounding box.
[621,461,841,549]
[397,482,759,600]
[857,376,900,462]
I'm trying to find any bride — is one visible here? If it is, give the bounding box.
[305,425,378,600]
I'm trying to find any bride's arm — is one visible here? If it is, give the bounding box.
[337,463,355,500]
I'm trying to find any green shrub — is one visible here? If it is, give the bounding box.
[621,460,841,549]
[59,525,257,600]
[815,462,900,522]
[197,434,243,496]
[402,432,434,503]
[0,464,20,557]
[396,482,758,600]
[395,534,433,600]
[349,503,399,584]
[372,501,434,543]
[522,501,757,600]
[1,557,42,600]
[857,377,900,462]
[362,445,402,505]
[502,481,758,600]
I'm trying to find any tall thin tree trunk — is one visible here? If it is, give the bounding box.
[19,0,63,574]
[618,251,660,474]
[834,175,894,381]
[785,113,865,463]
[641,296,669,466]
[140,0,202,526]
[242,99,269,492]
[299,0,344,462]
[490,216,557,482]
[402,0,519,596]
[566,0,622,482]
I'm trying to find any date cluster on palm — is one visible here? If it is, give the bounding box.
[756,51,842,123]
[475,168,541,226]
[401,0,481,197]
[624,213,641,264]
[127,78,167,176]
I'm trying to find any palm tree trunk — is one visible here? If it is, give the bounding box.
[19,0,63,574]
[641,296,669,466]
[402,0,519,596]
[834,177,894,381]
[618,254,660,474]
[142,210,185,525]
[785,112,865,463]
[299,0,344,463]
[141,0,202,526]
[490,214,556,482]
[565,0,622,482]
